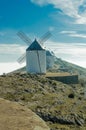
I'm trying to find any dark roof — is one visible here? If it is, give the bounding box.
[26,39,43,51]
[46,50,52,56]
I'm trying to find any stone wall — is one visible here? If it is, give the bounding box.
[47,75,78,84]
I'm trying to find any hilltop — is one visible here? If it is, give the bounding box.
[13,57,86,78]
[53,58,86,78]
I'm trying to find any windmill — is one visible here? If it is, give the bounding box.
[46,50,55,69]
[17,31,53,74]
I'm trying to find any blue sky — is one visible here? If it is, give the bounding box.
[1,0,86,43]
[0,0,86,74]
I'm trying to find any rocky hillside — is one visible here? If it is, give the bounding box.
[0,73,86,130]
[0,98,49,130]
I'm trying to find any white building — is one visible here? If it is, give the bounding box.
[46,50,55,69]
[26,39,46,74]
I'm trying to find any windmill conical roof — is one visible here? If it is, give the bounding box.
[46,50,52,56]
[26,39,43,51]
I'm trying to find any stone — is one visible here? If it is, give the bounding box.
[0,98,50,130]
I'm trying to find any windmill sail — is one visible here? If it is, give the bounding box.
[17,53,26,64]
[17,31,32,45]
[17,31,52,65]
[39,31,52,45]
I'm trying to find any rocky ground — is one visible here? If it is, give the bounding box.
[0,73,86,130]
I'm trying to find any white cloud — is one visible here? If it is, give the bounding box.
[31,0,47,6]
[31,0,86,24]
[0,44,27,55]
[0,43,27,74]
[60,31,76,34]
[0,62,25,75]
[60,30,86,39]
[69,33,86,38]
[0,44,27,62]
[76,16,86,24]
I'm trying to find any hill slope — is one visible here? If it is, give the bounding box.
[53,58,86,78]
[0,73,86,130]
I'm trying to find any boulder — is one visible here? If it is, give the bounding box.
[0,98,50,130]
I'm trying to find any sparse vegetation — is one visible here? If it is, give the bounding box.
[0,72,86,130]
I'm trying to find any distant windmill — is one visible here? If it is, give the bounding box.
[46,50,55,69]
[17,31,53,74]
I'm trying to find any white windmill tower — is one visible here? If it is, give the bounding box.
[17,31,52,74]
[26,39,46,74]
[46,50,55,69]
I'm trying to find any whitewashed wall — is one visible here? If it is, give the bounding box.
[46,56,55,69]
[26,50,46,74]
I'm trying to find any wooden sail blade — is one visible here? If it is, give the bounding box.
[17,53,26,64]
[17,31,32,45]
[39,31,52,45]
